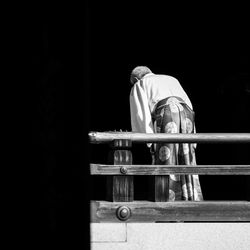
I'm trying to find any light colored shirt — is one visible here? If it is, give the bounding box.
[129,73,193,134]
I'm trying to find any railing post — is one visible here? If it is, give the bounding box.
[247,176,250,201]
[148,176,169,202]
[149,145,169,202]
[107,139,134,202]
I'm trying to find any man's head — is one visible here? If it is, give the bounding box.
[130,66,152,85]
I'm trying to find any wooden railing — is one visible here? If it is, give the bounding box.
[89,132,250,222]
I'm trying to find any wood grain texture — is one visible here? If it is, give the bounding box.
[151,176,169,202]
[106,140,134,202]
[89,132,250,144]
[91,200,250,222]
[91,164,250,175]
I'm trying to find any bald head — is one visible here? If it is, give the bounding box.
[130,66,152,85]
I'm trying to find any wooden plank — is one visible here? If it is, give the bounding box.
[106,140,134,202]
[91,164,250,175]
[89,132,250,144]
[91,200,250,222]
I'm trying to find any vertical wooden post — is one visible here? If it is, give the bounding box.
[107,139,134,202]
[154,176,169,202]
[148,176,169,202]
[247,176,250,201]
[148,145,169,202]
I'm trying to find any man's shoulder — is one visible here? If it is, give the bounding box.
[159,74,178,80]
[151,74,179,83]
[143,74,180,87]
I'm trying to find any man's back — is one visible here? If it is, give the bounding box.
[140,73,193,112]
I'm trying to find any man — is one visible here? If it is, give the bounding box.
[129,66,203,201]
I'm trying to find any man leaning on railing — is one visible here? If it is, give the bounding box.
[129,66,203,201]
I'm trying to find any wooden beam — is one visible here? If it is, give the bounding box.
[89,132,250,144]
[91,200,250,222]
[91,164,250,175]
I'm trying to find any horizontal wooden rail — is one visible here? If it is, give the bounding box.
[91,201,250,222]
[90,164,250,175]
[89,132,250,144]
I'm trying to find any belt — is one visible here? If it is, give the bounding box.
[155,96,185,111]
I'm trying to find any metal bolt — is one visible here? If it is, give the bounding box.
[116,206,131,221]
[120,166,127,174]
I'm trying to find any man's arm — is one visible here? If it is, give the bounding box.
[129,82,154,134]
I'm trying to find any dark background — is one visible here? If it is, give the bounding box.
[32,2,249,248]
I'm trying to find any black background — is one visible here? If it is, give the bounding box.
[32,2,250,248]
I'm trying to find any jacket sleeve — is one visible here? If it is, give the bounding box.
[130,82,154,134]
